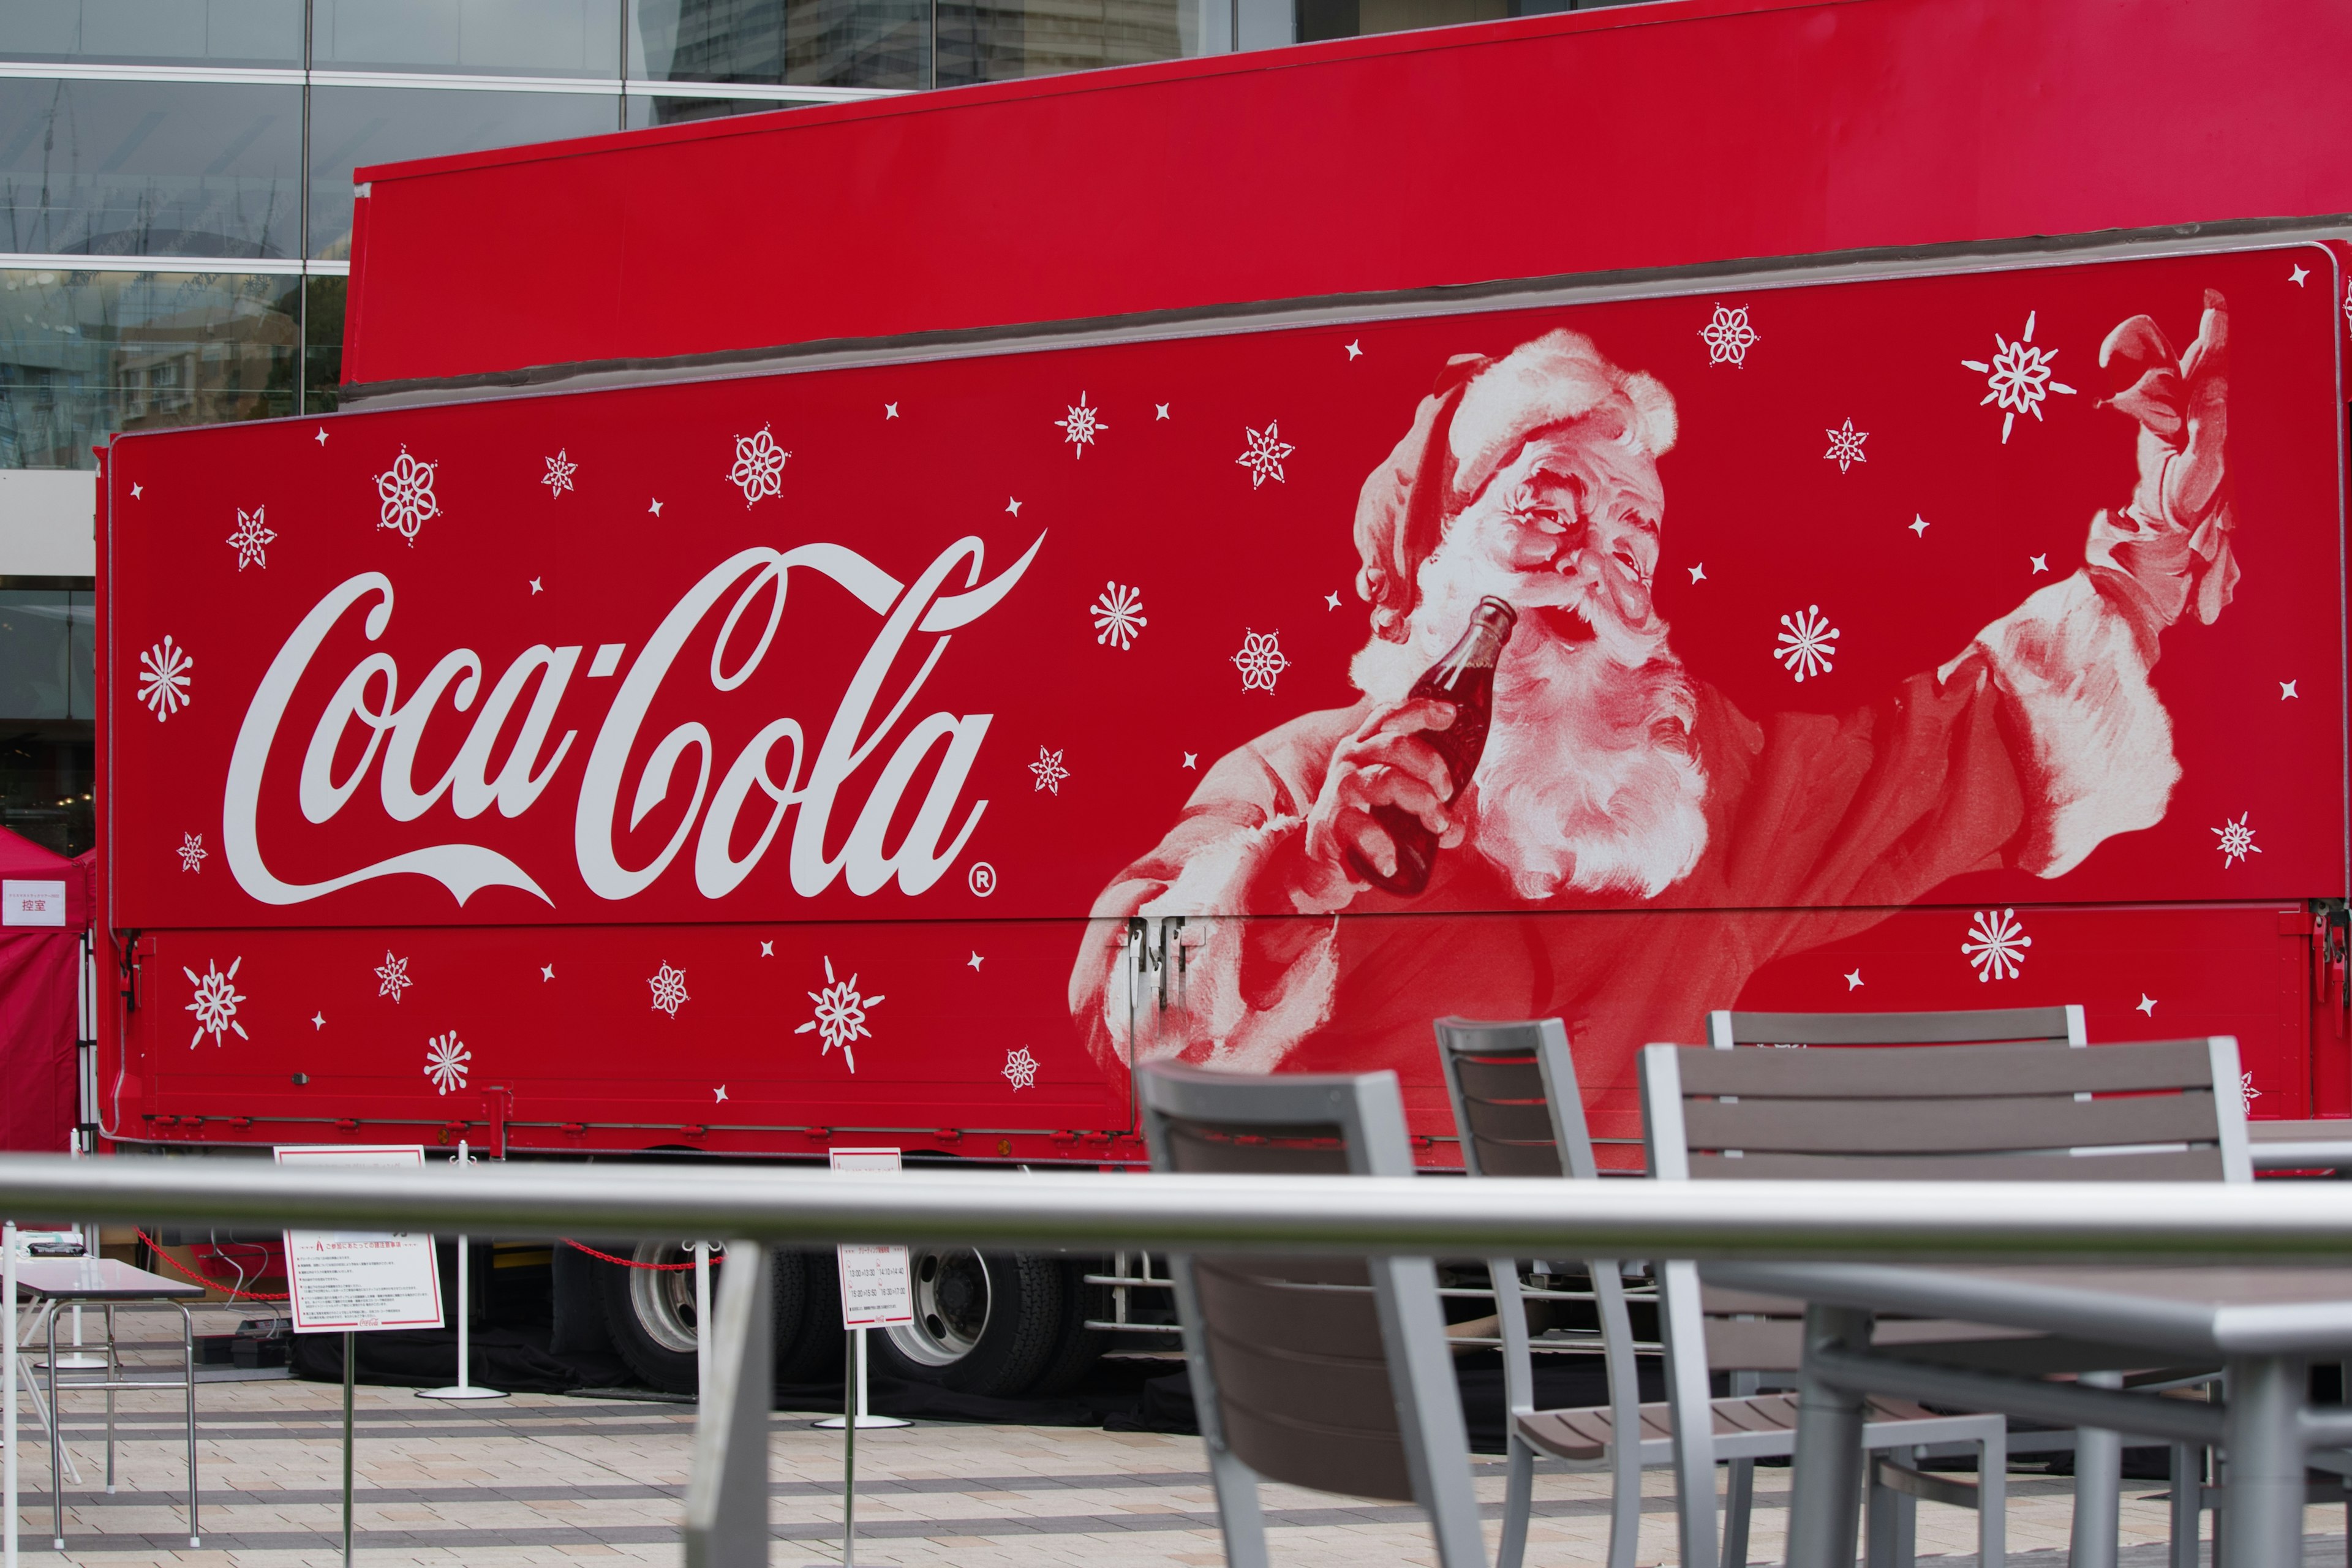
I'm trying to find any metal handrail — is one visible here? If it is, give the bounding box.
[3,1155,2352,1261]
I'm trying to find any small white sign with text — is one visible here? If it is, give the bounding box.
[831,1148,914,1329]
[2,878,66,926]
[276,1145,445,1333]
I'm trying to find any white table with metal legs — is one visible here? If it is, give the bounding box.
[1711,1262,2352,1568]
[12,1257,206,1551]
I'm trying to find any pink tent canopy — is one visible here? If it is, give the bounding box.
[0,829,89,1153]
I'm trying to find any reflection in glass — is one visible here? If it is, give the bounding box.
[0,268,296,470]
[312,0,622,77]
[0,0,302,69]
[306,87,620,257]
[935,0,1183,85]
[624,95,805,131]
[0,80,304,260]
[304,273,345,413]
[633,0,929,91]
[0,591,94,720]
[0,712,94,856]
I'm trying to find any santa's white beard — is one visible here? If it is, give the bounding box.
[1352,533,1711,900]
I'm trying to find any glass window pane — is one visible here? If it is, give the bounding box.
[308,86,621,257]
[624,94,807,130]
[0,0,302,69]
[0,591,88,720]
[0,267,296,470]
[0,80,305,260]
[304,272,343,415]
[631,0,928,91]
[937,0,1183,84]
[0,720,95,855]
[314,0,622,77]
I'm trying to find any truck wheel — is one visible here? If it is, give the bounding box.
[772,1251,844,1385]
[599,1243,811,1397]
[1028,1259,1111,1396]
[868,1248,1064,1398]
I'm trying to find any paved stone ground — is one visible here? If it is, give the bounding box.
[8,1316,2350,1564]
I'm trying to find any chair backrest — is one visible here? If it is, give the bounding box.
[1642,1035,2252,1184]
[1706,1004,2086,1050]
[1138,1060,1480,1552]
[1431,1016,1598,1179]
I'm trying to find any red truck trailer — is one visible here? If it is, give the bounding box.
[94,0,2352,1395]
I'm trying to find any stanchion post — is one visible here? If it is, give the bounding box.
[843,1330,856,1568]
[341,1330,355,1568]
[6,1218,18,1568]
[693,1241,710,1404]
[418,1144,505,1402]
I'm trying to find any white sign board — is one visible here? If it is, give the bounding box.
[831,1148,913,1329]
[2,879,66,926]
[276,1145,445,1333]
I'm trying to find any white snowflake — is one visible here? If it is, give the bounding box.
[1235,422,1295,488]
[137,635,192,720]
[796,956,883,1072]
[1698,303,1759,366]
[1003,1046,1040,1091]
[543,449,576,499]
[1030,746,1070,794]
[2214,813,2261,867]
[1232,628,1291,693]
[374,447,441,543]
[2241,1070,2261,1107]
[648,961,690,1017]
[1772,605,1839,682]
[2344,279,2351,339]
[1823,418,1869,473]
[1961,311,2077,443]
[176,832,206,873]
[1091,582,1147,649]
[424,1031,471,1095]
[225,506,276,570]
[375,950,412,1003]
[1055,393,1107,457]
[728,426,790,506]
[1961,908,2032,982]
[183,957,247,1049]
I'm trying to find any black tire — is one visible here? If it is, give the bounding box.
[867,1248,1065,1398]
[773,1250,845,1385]
[598,1242,807,1396]
[1028,1259,1111,1396]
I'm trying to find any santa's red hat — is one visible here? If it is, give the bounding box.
[1352,330,1677,639]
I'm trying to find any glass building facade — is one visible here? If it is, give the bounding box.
[0,0,1632,852]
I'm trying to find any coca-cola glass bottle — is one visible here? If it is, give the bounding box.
[1345,595,1518,896]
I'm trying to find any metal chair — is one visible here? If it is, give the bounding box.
[1433,1016,2007,1568]
[1138,1060,1488,1568]
[1643,1034,2253,1568]
[1706,1004,2085,1051]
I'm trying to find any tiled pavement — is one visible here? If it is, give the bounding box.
[8,1318,2350,1564]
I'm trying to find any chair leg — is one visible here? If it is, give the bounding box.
[2169,1444,2201,1568]
[1606,1436,1642,1568]
[1207,1446,1269,1568]
[1722,1458,1755,1568]
[1865,1457,1898,1568]
[1497,1433,1535,1568]
[2070,1371,2124,1568]
[1978,1427,2005,1568]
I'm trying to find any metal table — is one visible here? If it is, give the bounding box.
[2250,1118,2352,1172]
[1711,1262,2352,1568]
[10,1256,205,1550]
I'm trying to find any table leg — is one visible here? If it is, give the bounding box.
[45,1303,59,1551]
[2071,1369,2122,1568]
[104,1306,115,1494]
[2220,1355,2305,1568]
[1788,1303,1873,1568]
[181,1304,198,1547]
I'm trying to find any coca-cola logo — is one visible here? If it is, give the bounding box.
[222,534,1044,907]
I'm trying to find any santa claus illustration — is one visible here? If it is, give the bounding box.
[1069,294,2233,1119]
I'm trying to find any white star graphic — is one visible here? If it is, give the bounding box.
[967,952,984,971]
[1324,590,1341,609]
[1844,969,1864,990]
[714,1085,728,1102]
[648,498,663,516]
[1156,404,1170,420]
[315,427,328,445]
[884,402,899,418]
[760,940,774,957]
[1181,752,1197,769]
[2291,264,2311,287]
[2136,994,2157,1016]
[2029,554,2049,573]
[130,483,142,499]
[1910,515,1930,537]
[311,1011,325,1030]
[2282,680,2299,699]
[529,577,543,594]
[540,964,554,981]
[1687,564,1706,584]
[1006,497,1022,517]
[1345,341,1363,360]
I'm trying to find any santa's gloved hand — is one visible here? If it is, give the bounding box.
[2084,289,2233,633]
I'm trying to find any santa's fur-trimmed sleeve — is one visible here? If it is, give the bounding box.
[1944,570,2179,876]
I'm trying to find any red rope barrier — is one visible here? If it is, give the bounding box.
[560,1238,701,1271]
[132,1227,290,1300]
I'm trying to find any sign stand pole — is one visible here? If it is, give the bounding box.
[6,1219,18,1568]
[843,1330,856,1568]
[418,1145,505,1401]
[341,1330,355,1568]
[693,1242,710,1404]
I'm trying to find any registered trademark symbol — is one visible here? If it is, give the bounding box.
[967,861,997,897]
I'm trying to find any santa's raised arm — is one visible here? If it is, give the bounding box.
[1069,297,2234,1078]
